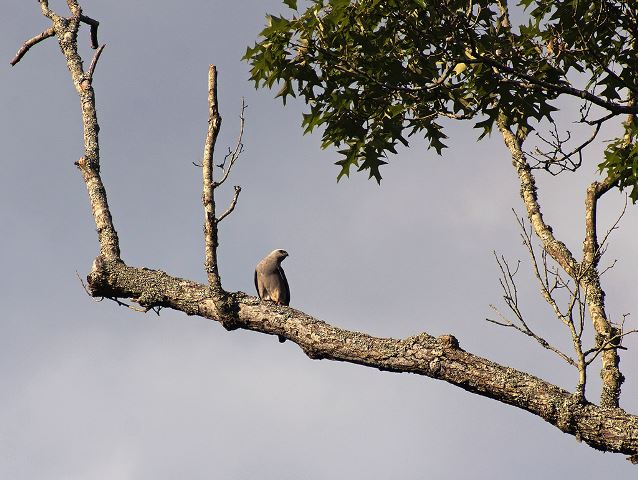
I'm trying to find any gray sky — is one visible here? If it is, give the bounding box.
[2,1,637,478]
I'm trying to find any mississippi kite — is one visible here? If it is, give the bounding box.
[255,249,290,342]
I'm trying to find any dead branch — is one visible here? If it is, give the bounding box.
[487,304,577,366]
[489,245,580,368]
[84,257,638,458]
[527,109,615,175]
[10,27,55,66]
[217,186,242,223]
[597,193,628,257]
[214,98,246,188]
[86,44,105,80]
[585,330,636,365]
[202,65,223,289]
[79,14,100,49]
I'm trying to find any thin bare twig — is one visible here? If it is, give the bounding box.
[487,305,577,366]
[107,296,152,313]
[77,270,149,312]
[584,330,636,365]
[10,27,55,66]
[528,109,614,175]
[76,271,100,301]
[86,44,106,80]
[214,98,246,188]
[597,193,628,256]
[216,186,242,223]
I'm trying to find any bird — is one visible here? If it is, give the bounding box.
[255,249,290,342]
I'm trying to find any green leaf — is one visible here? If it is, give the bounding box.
[245,0,634,185]
[283,0,297,10]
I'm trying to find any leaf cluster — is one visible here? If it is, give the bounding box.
[245,0,637,185]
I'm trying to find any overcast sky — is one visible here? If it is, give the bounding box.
[2,1,638,479]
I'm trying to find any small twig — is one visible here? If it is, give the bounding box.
[597,193,628,255]
[106,296,152,313]
[214,98,246,188]
[79,14,100,49]
[582,111,616,127]
[86,44,105,80]
[584,330,636,364]
[599,259,618,277]
[76,270,102,301]
[487,305,577,366]
[10,27,55,66]
[216,186,242,223]
[77,270,152,312]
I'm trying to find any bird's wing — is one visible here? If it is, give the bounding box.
[254,269,261,298]
[278,266,290,306]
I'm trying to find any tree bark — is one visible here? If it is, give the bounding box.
[86,257,638,457]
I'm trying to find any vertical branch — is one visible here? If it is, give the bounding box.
[582,177,622,407]
[579,90,632,408]
[498,115,624,407]
[39,0,53,19]
[202,65,223,291]
[30,0,121,261]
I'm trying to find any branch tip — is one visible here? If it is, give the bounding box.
[87,44,106,80]
[79,14,100,49]
[10,27,56,66]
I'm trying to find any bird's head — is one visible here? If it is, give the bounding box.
[272,249,289,262]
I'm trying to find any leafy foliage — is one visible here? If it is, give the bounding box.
[602,120,638,202]
[245,0,638,186]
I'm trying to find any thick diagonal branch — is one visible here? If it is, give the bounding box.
[202,65,223,290]
[86,257,638,458]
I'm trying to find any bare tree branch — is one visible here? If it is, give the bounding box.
[86,44,105,80]
[85,257,638,458]
[202,65,223,290]
[10,27,55,66]
[487,304,577,367]
[16,2,122,261]
[528,114,610,175]
[79,14,100,49]
[216,186,242,223]
[214,98,246,188]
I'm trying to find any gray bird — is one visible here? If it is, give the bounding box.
[255,249,290,342]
